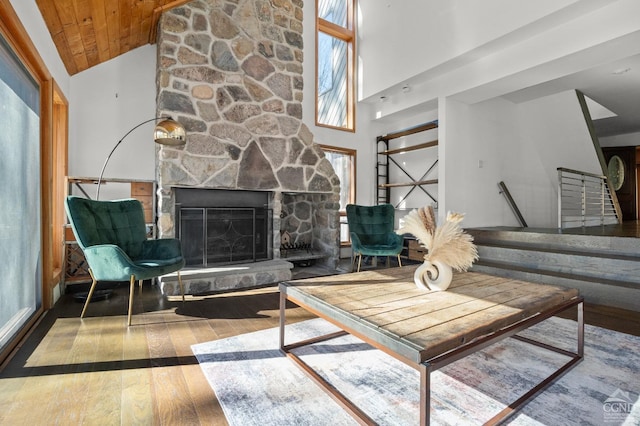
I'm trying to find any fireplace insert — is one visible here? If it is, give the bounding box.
[175,188,272,267]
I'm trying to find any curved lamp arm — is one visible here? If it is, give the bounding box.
[95,117,185,200]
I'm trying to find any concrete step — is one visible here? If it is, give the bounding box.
[471,261,640,312]
[476,245,640,288]
[468,227,640,258]
[467,227,640,312]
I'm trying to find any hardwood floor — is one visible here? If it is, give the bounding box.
[1,273,639,425]
[0,282,315,425]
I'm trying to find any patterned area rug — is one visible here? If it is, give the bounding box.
[192,317,640,425]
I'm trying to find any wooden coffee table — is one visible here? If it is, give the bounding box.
[279,266,584,425]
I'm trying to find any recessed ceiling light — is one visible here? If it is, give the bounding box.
[612,67,631,75]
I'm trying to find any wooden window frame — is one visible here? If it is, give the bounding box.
[0,0,61,364]
[320,144,356,246]
[315,0,356,132]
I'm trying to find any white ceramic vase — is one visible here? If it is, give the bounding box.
[413,259,453,291]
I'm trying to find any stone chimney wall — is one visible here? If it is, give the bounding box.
[155,0,340,266]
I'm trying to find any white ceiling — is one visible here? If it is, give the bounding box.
[503,53,640,138]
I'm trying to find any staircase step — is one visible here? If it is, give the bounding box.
[474,257,639,290]
[471,261,640,312]
[477,243,640,287]
[468,227,640,312]
[468,227,640,257]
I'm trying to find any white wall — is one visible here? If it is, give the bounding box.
[11,3,158,200]
[68,45,157,200]
[442,90,600,228]
[512,91,602,226]
[441,96,519,227]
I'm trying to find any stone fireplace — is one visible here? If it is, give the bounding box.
[154,0,340,294]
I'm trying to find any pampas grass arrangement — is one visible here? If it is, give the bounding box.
[397,206,478,272]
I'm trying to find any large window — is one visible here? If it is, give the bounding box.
[0,33,42,355]
[316,0,355,132]
[321,145,356,245]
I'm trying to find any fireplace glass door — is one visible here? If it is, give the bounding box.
[179,207,271,267]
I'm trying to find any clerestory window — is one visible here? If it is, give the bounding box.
[316,0,355,132]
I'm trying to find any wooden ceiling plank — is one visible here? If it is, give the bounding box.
[73,0,100,69]
[88,0,111,63]
[52,31,79,75]
[118,0,132,55]
[36,0,79,74]
[35,0,64,36]
[104,0,121,59]
[141,0,158,45]
[52,0,90,73]
[53,0,78,27]
[64,30,90,72]
[129,0,144,48]
[36,0,193,74]
[140,0,158,46]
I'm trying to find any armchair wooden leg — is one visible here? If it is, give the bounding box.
[127,275,136,326]
[397,255,402,268]
[80,269,98,319]
[356,254,363,272]
[177,271,185,303]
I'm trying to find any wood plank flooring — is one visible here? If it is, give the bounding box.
[1,272,639,425]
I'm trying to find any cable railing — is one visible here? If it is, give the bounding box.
[557,167,620,228]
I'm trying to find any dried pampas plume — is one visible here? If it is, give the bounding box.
[397,206,478,272]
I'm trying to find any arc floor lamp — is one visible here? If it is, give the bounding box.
[95,117,186,200]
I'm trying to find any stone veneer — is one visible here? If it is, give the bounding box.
[155,0,341,293]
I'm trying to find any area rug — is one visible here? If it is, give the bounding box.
[192,317,640,425]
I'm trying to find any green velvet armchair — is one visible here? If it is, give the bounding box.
[65,196,185,326]
[346,204,404,272]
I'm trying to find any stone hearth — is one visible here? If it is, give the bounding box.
[155,0,340,294]
[160,259,292,296]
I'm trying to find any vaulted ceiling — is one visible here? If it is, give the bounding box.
[36,0,190,75]
[35,1,640,137]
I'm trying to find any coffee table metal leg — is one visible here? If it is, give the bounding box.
[420,363,431,426]
[279,290,286,350]
[577,300,584,357]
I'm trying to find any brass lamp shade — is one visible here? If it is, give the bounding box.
[154,118,186,146]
